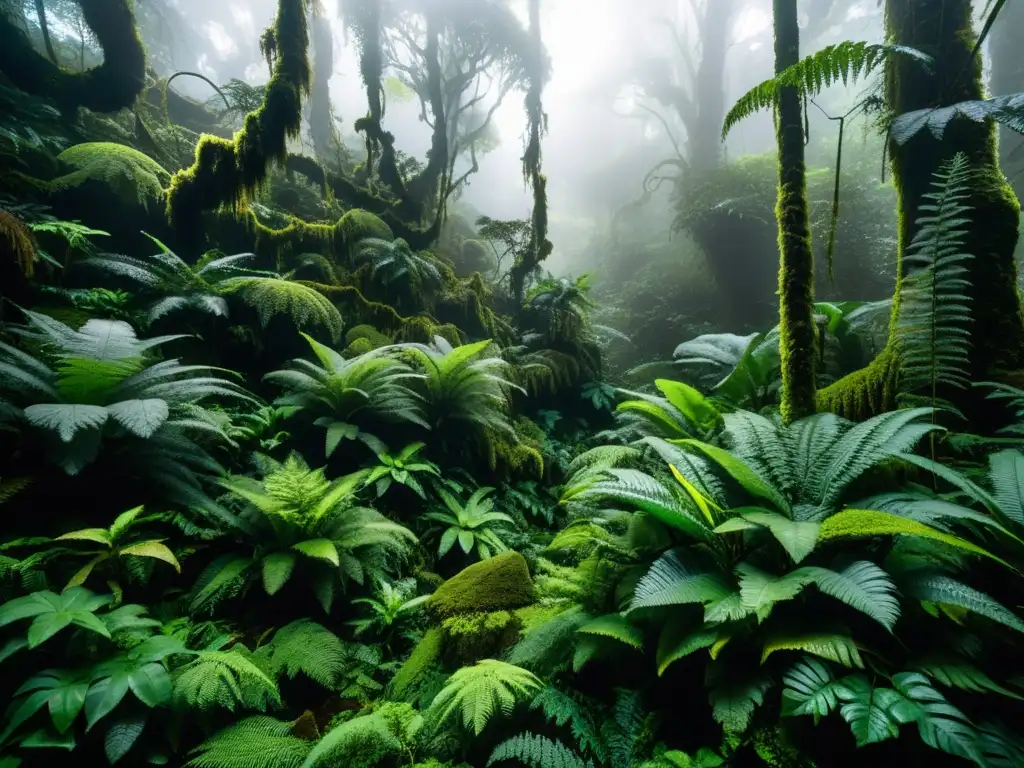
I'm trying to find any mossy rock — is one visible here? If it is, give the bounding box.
[441,610,522,665]
[344,323,393,349]
[390,626,444,699]
[337,209,393,245]
[427,551,534,621]
[50,143,170,209]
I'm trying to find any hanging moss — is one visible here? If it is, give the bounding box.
[427,552,534,621]
[0,0,145,114]
[0,210,37,280]
[485,417,545,480]
[49,143,170,210]
[166,0,312,231]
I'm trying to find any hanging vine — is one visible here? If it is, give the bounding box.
[510,0,551,307]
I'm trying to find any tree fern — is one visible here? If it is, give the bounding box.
[722,41,931,137]
[188,716,312,768]
[895,152,975,412]
[428,659,542,735]
[488,733,594,768]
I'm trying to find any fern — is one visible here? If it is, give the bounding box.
[173,648,280,713]
[895,152,975,411]
[898,571,1024,633]
[428,659,542,735]
[260,620,344,688]
[891,91,1024,147]
[488,733,594,768]
[299,709,405,768]
[221,277,344,342]
[189,717,312,768]
[529,685,606,761]
[723,41,932,137]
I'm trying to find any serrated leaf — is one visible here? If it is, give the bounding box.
[105,399,169,438]
[105,713,146,764]
[24,403,109,442]
[577,614,643,649]
[762,632,864,668]
[741,511,820,563]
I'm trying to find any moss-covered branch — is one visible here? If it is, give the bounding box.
[0,0,145,113]
[166,0,312,231]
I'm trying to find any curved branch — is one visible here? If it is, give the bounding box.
[162,71,230,129]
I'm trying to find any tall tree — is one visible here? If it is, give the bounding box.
[308,1,335,161]
[989,0,1024,202]
[773,0,817,422]
[819,0,1024,421]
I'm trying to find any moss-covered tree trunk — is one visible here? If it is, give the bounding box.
[818,0,1024,421]
[773,0,817,423]
[990,0,1024,204]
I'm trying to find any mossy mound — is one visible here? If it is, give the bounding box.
[51,143,170,209]
[427,551,534,621]
[344,324,393,349]
[338,208,393,245]
[441,610,522,665]
[389,626,444,699]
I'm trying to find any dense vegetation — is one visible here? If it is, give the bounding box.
[1,0,1024,766]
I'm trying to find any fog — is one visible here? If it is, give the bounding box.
[136,0,885,270]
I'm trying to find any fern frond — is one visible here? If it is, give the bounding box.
[189,716,312,768]
[488,733,594,768]
[174,648,280,713]
[723,42,931,136]
[896,152,975,406]
[221,278,344,342]
[263,620,344,688]
[428,659,542,735]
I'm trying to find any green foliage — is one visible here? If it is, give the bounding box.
[50,143,170,209]
[891,91,1024,147]
[188,716,312,768]
[723,42,931,137]
[266,333,426,458]
[221,278,344,342]
[428,551,534,620]
[0,309,248,505]
[428,659,541,735]
[896,152,975,410]
[488,733,594,768]
[258,619,345,688]
[173,646,279,713]
[364,442,440,499]
[425,487,516,561]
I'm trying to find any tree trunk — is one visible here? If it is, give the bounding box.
[689,0,736,171]
[774,0,817,423]
[989,0,1024,203]
[818,0,1024,422]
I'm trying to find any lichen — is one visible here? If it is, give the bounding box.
[50,143,170,210]
[427,551,534,621]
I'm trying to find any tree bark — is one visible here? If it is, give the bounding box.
[309,11,334,161]
[690,0,736,171]
[818,0,1024,421]
[989,0,1024,203]
[774,0,817,423]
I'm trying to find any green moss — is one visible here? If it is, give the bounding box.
[50,143,170,209]
[337,209,393,246]
[344,324,393,348]
[390,626,443,699]
[456,239,497,274]
[751,727,816,767]
[485,417,545,479]
[427,551,534,621]
[817,347,899,420]
[167,0,312,230]
[441,610,521,665]
[342,337,374,358]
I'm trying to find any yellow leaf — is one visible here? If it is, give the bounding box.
[119,540,181,572]
[670,464,721,526]
[64,554,108,589]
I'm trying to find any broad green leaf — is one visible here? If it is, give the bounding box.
[105,399,169,439]
[820,509,1007,565]
[836,676,910,746]
[737,564,816,621]
[127,663,171,708]
[291,539,340,567]
[676,439,791,513]
[64,555,107,590]
[616,400,689,438]
[438,528,459,558]
[24,403,109,442]
[118,541,180,572]
[85,672,130,729]
[108,507,143,542]
[261,552,296,596]
[891,673,985,765]
[657,622,719,676]
[577,614,643,649]
[762,632,864,668]
[741,510,820,563]
[656,379,722,432]
[105,713,146,764]
[670,464,720,525]
[48,682,88,733]
[457,530,475,555]
[324,421,358,458]
[55,528,110,546]
[900,571,1024,633]
[914,659,1023,699]
[27,614,74,648]
[782,657,843,722]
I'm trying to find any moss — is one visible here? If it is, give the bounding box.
[390,626,443,699]
[50,143,170,209]
[0,0,145,114]
[344,324,393,349]
[751,726,816,767]
[485,417,545,479]
[817,346,899,420]
[167,0,312,230]
[343,337,374,358]
[441,610,521,665]
[427,551,534,621]
[337,209,393,246]
[456,239,497,275]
